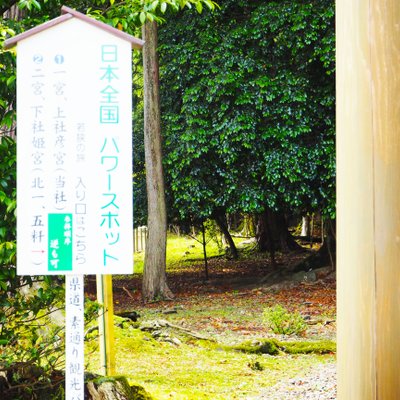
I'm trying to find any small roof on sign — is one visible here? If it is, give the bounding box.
[4,5,144,50]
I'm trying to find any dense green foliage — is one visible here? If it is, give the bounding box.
[0,136,16,267]
[0,22,16,136]
[0,135,65,370]
[0,135,100,398]
[157,0,335,223]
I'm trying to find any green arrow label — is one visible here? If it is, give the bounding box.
[48,213,73,272]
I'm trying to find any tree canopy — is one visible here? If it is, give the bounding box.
[155,0,335,225]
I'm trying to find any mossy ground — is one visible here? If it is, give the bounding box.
[86,323,334,400]
[86,234,336,399]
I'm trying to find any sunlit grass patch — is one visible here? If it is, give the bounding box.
[86,322,334,400]
[133,233,244,274]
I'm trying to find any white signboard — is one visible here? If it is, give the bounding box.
[16,17,134,275]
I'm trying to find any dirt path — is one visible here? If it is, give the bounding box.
[253,362,336,399]
[86,255,336,343]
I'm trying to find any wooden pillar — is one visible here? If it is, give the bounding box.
[337,0,400,398]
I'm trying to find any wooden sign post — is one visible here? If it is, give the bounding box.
[96,274,116,376]
[337,0,400,398]
[5,7,143,399]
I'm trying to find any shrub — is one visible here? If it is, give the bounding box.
[0,137,99,399]
[263,304,307,336]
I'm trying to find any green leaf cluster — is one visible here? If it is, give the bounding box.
[0,137,66,377]
[157,0,335,223]
[0,107,99,400]
[0,136,16,268]
[85,0,218,35]
[0,23,16,137]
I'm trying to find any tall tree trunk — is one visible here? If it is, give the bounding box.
[256,209,303,255]
[256,210,276,267]
[322,218,336,271]
[214,213,238,259]
[141,21,173,302]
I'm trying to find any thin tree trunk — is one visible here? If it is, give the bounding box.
[300,215,310,238]
[201,222,209,280]
[321,216,324,245]
[1,3,20,140]
[1,1,18,16]
[241,214,255,237]
[141,21,173,302]
[309,213,314,248]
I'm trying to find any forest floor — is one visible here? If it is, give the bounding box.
[85,242,336,399]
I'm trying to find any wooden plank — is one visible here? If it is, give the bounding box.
[370,1,400,398]
[4,14,72,49]
[336,0,376,398]
[337,0,400,398]
[5,6,144,50]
